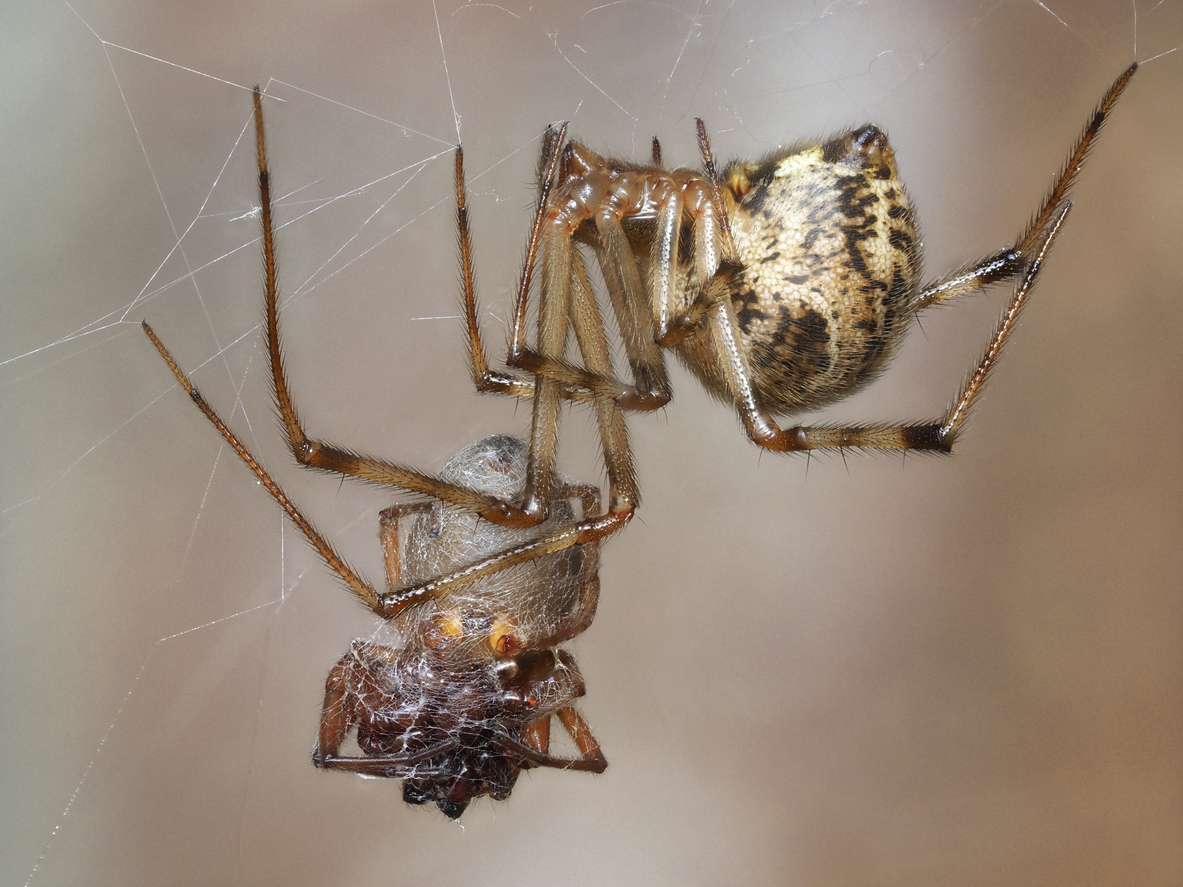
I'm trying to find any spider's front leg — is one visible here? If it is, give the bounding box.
[456,127,644,547]
[460,125,573,404]
[250,89,538,529]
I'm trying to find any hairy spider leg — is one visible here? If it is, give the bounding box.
[459,127,644,523]
[142,321,381,612]
[715,63,1136,453]
[916,63,1137,309]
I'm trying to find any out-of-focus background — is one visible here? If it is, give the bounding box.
[3,1,1180,884]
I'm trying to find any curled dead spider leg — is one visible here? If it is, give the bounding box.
[492,706,608,773]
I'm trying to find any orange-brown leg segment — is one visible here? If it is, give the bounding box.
[522,715,552,755]
[314,654,357,767]
[498,707,607,773]
[556,707,606,769]
[378,502,433,590]
[251,88,539,529]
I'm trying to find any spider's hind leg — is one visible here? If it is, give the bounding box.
[915,63,1136,310]
[728,201,1074,453]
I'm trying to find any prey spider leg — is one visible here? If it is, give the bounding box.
[490,709,608,772]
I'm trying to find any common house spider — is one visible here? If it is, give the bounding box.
[144,65,1134,816]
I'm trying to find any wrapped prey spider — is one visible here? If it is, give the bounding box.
[140,360,608,820]
[320,434,607,818]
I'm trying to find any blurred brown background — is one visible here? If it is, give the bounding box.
[2,1,1180,884]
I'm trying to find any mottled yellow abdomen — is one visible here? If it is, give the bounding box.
[677,125,921,415]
